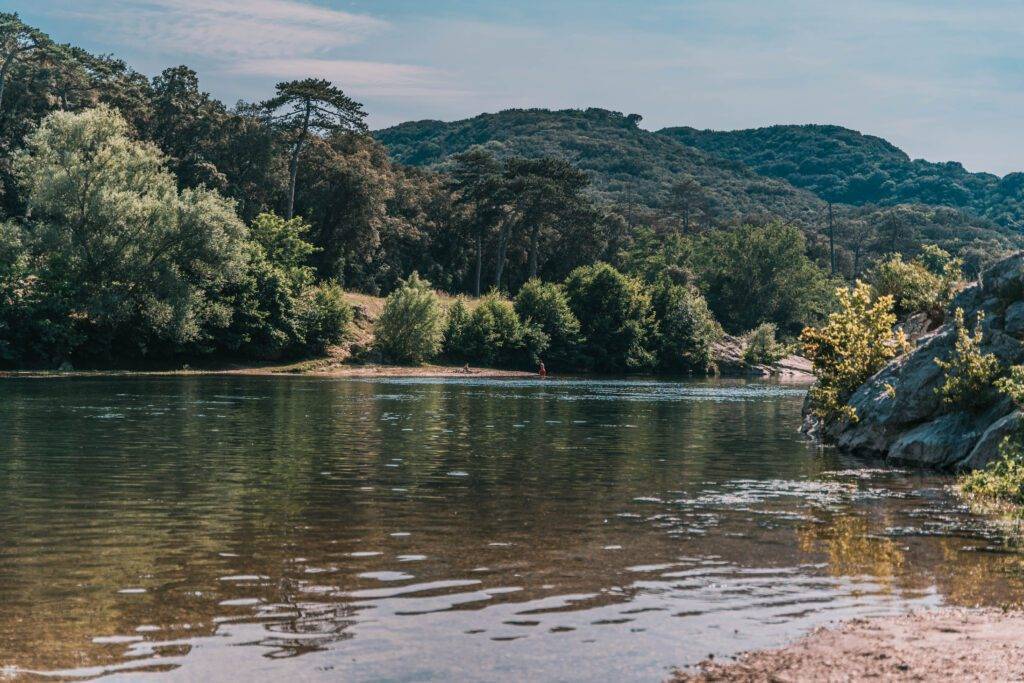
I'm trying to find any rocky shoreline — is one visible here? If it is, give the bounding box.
[806,252,1024,471]
[712,334,814,380]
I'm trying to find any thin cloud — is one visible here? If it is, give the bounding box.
[66,0,387,59]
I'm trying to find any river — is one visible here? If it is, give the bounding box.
[1,376,1022,681]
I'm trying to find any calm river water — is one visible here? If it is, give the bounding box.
[1,376,1023,681]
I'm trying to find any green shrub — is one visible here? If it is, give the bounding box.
[373,273,445,364]
[743,322,788,366]
[221,213,348,360]
[868,254,941,319]
[222,253,298,359]
[958,365,1024,511]
[564,263,656,373]
[297,283,352,354]
[801,281,908,422]
[442,298,473,361]
[458,293,547,369]
[651,280,721,374]
[868,246,963,320]
[959,437,1024,509]
[0,221,80,366]
[249,212,317,287]
[514,279,583,370]
[996,365,1024,406]
[690,223,836,336]
[934,308,1001,412]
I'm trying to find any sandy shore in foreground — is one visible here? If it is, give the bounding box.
[674,607,1024,682]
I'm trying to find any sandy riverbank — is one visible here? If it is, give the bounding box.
[674,607,1024,682]
[0,361,537,380]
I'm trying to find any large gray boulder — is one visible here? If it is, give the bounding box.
[810,251,1024,471]
[961,411,1022,470]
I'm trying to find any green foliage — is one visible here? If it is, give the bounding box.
[868,254,943,319]
[691,223,836,336]
[12,106,249,360]
[0,16,1019,370]
[868,246,963,319]
[564,263,655,373]
[379,109,1021,274]
[261,78,368,219]
[373,273,445,364]
[934,308,1001,412]
[296,283,352,355]
[617,227,693,285]
[0,221,81,364]
[995,365,1024,408]
[650,280,722,374]
[513,279,583,369]
[959,437,1024,510]
[449,293,547,370]
[662,124,1024,229]
[249,212,318,286]
[743,323,788,366]
[801,282,909,421]
[378,108,830,228]
[442,298,473,361]
[958,366,1024,511]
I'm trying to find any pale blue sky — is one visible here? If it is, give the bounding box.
[9,1,1024,175]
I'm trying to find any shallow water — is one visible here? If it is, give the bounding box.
[1,376,1022,681]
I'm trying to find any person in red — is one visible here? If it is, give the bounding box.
[538,361,547,378]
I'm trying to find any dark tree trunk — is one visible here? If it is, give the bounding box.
[285,102,312,220]
[0,54,13,114]
[493,222,511,291]
[827,202,836,276]
[474,231,483,297]
[527,222,541,280]
[286,147,300,220]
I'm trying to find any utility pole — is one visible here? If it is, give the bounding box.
[827,202,836,276]
[626,184,634,228]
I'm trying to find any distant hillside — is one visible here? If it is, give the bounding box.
[376,108,827,227]
[375,109,1020,270]
[659,124,1024,228]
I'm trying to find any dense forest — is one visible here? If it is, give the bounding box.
[661,124,1024,228]
[0,13,1019,371]
[377,109,1020,277]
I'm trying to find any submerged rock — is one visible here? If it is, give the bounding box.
[810,251,1024,471]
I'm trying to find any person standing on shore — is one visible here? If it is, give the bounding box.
[538,361,547,378]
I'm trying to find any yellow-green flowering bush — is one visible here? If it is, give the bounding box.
[934,308,1001,412]
[801,281,908,422]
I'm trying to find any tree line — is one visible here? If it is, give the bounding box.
[0,13,1009,371]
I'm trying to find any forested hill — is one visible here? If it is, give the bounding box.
[376,108,827,227]
[659,124,1024,229]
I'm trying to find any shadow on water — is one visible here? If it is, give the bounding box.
[1,376,1023,680]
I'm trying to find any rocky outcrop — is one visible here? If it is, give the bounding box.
[812,252,1024,471]
[713,334,814,380]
